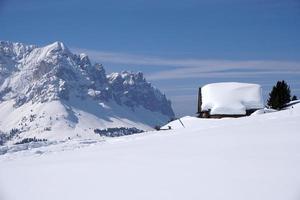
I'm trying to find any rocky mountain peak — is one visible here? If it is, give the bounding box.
[0,41,175,118]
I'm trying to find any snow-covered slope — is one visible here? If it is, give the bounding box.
[0,102,300,200]
[0,41,174,143]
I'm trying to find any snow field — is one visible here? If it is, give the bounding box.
[1,104,300,200]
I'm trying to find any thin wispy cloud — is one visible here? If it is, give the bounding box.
[147,68,300,80]
[72,47,300,80]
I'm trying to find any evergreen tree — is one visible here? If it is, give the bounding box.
[267,80,291,109]
[292,95,298,101]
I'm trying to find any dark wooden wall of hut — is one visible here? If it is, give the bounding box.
[197,87,202,116]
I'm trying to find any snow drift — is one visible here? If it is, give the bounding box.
[201,82,264,115]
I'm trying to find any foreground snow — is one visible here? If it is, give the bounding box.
[1,105,300,200]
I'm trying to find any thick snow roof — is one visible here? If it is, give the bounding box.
[201,82,264,115]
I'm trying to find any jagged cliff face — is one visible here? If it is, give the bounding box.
[107,72,174,117]
[0,41,174,119]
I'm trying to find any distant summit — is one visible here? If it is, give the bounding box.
[0,41,174,143]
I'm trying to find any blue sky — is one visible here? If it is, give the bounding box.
[1,0,300,116]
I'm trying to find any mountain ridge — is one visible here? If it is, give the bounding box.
[0,41,174,143]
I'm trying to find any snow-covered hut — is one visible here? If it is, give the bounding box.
[197,82,264,118]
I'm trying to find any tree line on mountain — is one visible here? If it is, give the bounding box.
[94,127,144,137]
[15,137,47,145]
[0,128,20,145]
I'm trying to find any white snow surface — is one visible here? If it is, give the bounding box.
[0,98,169,144]
[1,104,300,200]
[201,82,264,115]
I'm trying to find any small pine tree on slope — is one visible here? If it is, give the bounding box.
[292,95,298,101]
[267,80,291,110]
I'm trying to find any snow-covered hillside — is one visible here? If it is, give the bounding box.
[0,41,174,144]
[1,103,300,200]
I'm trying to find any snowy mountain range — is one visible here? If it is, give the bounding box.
[0,41,174,143]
